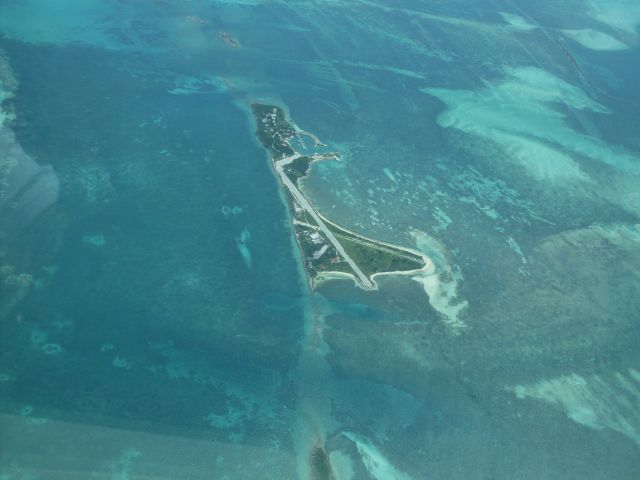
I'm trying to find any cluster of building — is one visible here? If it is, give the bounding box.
[308,232,328,260]
[302,229,343,269]
[260,110,278,132]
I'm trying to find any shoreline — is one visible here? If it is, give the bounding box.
[250,100,432,292]
[313,254,434,292]
[317,212,428,260]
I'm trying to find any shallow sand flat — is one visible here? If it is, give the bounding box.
[423,66,639,182]
[0,0,125,47]
[509,368,640,447]
[343,432,413,480]
[499,12,537,31]
[0,413,297,479]
[2,0,640,477]
[410,230,468,333]
[562,28,629,51]
[588,0,640,35]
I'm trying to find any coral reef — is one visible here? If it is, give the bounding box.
[82,234,106,247]
[41,343,63,355]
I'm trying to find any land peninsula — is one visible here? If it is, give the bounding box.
[251,103,428,290]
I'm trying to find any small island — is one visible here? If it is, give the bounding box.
[251,103,427,290]
[219,31,240,48]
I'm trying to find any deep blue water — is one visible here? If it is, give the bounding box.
[1,1,639,479]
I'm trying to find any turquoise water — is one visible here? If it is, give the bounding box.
[1,1,639,479]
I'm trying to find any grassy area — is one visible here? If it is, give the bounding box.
[336,234,424,277]
[292,206,424,284]
[323,217,425,275]
[299,209,318,227]
[324,261,352,275]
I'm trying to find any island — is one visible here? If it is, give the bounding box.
[219,31,240,48]
[251,103,428,291]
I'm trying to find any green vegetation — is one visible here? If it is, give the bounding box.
[287,194,424,285]
[252,102,425,289]
[323,218,425,277]
[299,209,318,227]
[285,189,317,227]
[294,223,342,276]
[337,234,424,277]
[284,156,311,185]
[251,103,296,158]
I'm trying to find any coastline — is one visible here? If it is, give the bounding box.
[250,100,433,292]
[313,254,433,292]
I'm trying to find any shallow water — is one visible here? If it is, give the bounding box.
[1,1,639,479]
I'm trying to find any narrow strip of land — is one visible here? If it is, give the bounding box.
[275,154,375,289]
[251,102,426,290]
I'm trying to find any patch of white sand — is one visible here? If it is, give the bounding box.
[562,28,629,51]
[491,130,590,182]
[499,12,537,31]
[588,222,640,246]
[168,76,226,96]
[383,168,397,183]
[410,230,468,333]
[343,432,413,480]
[236,228,252,269]
[422,66,639,183]
[329,450,355,480]
[588,0,640,35]
[509,368,640,447]
[506,236,527,264]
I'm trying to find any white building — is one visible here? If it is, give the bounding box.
[312,245,329,260]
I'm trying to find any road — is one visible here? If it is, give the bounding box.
[275,155,375,289]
